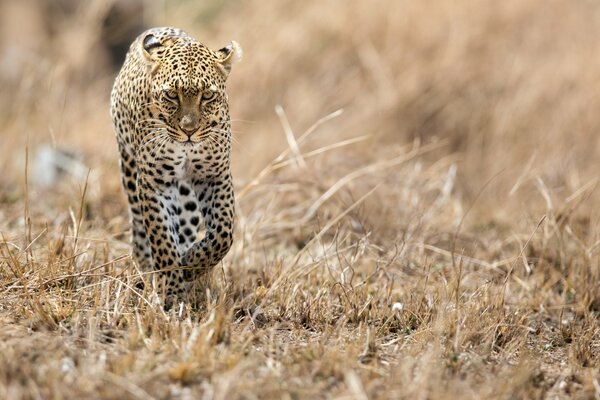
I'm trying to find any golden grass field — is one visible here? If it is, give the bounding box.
[2,0,600,398]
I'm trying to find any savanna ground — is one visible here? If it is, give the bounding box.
[2,0,600,398]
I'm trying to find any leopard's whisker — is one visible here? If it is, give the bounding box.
[148,136,169,156]
[143,133,168,148]
[142,129,167,140]
[140,130,169,139]
[155,137,169,153]
[207,129,239,147]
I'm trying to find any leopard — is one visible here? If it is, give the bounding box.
[110,27,240,304]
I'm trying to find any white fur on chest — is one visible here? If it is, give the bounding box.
[158,145,196,181]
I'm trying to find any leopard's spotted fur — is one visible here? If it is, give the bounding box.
[110,27,240,304]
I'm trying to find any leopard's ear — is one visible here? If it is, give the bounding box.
[141,33,162,61]
[215,41,242,78]
[141,33,175,62]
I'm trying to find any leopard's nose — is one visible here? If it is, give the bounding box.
[179,115,200,135]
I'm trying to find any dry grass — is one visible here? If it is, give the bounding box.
[2,0,600,398]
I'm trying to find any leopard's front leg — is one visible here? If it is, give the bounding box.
[137,172,186,305]
[182,173,235,280]
[117,146,153,273]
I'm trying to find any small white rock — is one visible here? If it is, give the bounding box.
[558,380,567,390]
[60,357,75,373]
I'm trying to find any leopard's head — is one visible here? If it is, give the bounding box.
[139,28,241,145]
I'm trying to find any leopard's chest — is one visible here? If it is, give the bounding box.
[152,144,224,183]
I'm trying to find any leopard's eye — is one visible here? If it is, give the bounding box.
[164,89,179,102]
[202,90,217,102]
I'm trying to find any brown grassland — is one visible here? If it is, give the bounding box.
[2,0,600,398]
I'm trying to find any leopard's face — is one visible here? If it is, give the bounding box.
[140,30,238,146]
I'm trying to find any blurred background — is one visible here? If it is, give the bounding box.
[1,0,600,237]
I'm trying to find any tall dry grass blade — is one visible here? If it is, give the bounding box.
[237,108,344,199]
[500,215,547,308]
[275,104,306,169]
